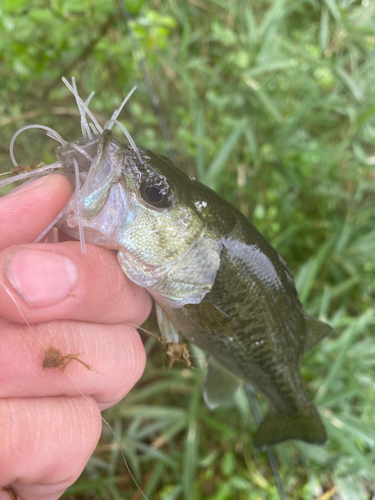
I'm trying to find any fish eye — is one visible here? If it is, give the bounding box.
[140,178,173,208]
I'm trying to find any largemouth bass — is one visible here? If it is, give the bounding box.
[54,129,331,448]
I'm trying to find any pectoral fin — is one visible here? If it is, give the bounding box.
[304,313,333,353]
[253,405,327,448]
[203,357,243,409]
[156,304,180,343]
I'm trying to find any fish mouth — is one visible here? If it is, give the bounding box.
[59,217,117,249]
[56,181,129,250]
[56,130,131,249]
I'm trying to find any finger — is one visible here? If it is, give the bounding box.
[0,174,73,251]
[0,318,146,410]
[0,242,152,326]
[0,396,101,500]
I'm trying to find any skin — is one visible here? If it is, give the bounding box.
[0,174,152,500]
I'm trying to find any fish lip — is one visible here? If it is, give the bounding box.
[57,179,130,250]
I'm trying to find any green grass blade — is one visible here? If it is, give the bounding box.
[335,67,363,102]
[245,79,283,124]
[316,311,374,402]
[319,7,330,53]
[203,118,247,189]
[182,383,201,500]
[295,237,335,304]
[323,0,342,20]
[194,107,205,178]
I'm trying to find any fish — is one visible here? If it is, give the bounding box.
[54,128,332,449]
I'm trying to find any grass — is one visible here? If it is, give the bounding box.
[1,0,375,498]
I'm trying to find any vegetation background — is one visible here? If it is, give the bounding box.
[1,0,375,498]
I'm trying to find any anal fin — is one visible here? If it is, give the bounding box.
[304,313,333,353]
[203,357,242,409]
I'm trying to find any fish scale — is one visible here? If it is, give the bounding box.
[163,244,307,414]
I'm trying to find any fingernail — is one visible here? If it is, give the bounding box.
[9,176,49,196]
[5,250,78,307]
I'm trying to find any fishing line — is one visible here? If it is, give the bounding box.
[0,282,48,352]
[32,152,90,246]
[116,0,179,167]
[72,157,86,254]
[125,321,166,343]
[245,385,287,500]
[63,375,150,500]
[0,281,150,500]
[32,181,81,244]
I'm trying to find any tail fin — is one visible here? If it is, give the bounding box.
[253,406,326,448]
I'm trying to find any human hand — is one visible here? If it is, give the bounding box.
[0,174,152,500]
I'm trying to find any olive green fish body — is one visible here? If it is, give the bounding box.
[159,205,329,446]
[57,131,331,447]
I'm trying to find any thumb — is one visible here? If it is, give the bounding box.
[0,174,73,251]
